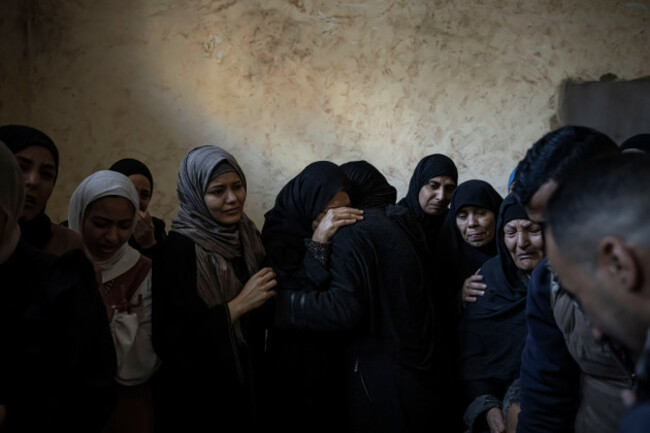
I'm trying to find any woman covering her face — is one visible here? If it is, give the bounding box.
[0,143,116,431]
[152,145,276,432]
[458,193,544,433]
[261,161,364,433]
[68,170,160,433]
[109,158,167,257]
[0,124,85,256]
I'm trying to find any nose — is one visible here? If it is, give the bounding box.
[467,213,478,226]
[433,188,444,201]
[225,188,237,203]
[23,169,39,186]
[516,231,531,249]
[105,225,119,243]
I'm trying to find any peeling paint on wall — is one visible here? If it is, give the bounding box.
[1,0,649,227]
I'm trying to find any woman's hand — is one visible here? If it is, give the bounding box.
[462,270,486,306]
[486,407,506,433]
[312,207,363,243]
[133,210,156,249]
[228,267,277,322]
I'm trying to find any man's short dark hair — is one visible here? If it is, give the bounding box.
[546,153,650,271]
[513,125,619,206]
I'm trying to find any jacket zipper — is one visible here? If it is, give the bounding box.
[354,357,372,403]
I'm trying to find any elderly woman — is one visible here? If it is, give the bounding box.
[434,178,503,430]
[397,154,458,250]
[459,193,545,433]
[152,145,277,432]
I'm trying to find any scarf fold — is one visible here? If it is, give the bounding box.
[171,145,265,311]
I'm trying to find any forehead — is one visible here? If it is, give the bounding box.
[427,175,456,186]
[14,145,56,167]
[128,174,152,191]
[457,206,491,214]
[86,196,135,217]
[208,171,242,186]
[525,180,558,223]
[504,218,534,228]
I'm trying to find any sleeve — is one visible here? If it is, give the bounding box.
[46,249,117,432]
[274,233,364,331]
[152,233,236,381]
[516,259,580,433]
[112,271,160,385]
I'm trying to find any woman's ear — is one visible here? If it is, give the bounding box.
[597,236,642,294]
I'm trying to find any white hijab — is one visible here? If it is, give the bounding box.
[68,170,140,282]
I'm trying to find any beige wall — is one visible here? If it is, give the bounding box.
[1,0,649,228]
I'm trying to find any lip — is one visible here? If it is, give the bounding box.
[223,207,241,215]
[467,233,485,240]
[24,195,37,205]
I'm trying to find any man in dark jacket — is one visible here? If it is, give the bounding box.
[545,153,650,433]
[512,125,634,433]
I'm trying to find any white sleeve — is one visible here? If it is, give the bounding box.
[111,270,161,385]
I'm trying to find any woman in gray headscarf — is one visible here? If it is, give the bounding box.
[152,145,277,432]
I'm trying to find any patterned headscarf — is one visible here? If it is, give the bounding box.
[171,145,265,309]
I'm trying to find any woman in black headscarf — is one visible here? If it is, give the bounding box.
[340,160,397,208]
[261,161,363,433]
[397,154,458,251]
[152,145,277,432]
[109,158,167,258]
[437,179,504,303]
[272,160,444,432]
[0,124,85,256]
[0,140,116,432]
[459,193,544,433]
[435,178,503,431]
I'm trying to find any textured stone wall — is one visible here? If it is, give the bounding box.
[1,0,649,227]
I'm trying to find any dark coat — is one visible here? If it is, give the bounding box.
[0,241,116,432]
[151,231,269,433]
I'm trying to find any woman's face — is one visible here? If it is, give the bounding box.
[82,196,135,261]
[456,206,496,247]
[128,174,152,212]
[203,171,246,226]
[14,145,56,220]
[418,175,456,216]
[311,191,351,232]
[504,218,544,272]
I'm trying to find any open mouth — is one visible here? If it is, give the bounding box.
[24,195,37,205]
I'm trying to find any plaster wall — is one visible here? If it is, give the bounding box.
[1,0,649,227]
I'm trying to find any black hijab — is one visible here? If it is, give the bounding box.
[261,161,350,289]
[437,179,503,294]
[109,158,154,192]
[398,154,458,247]
[340,160,396,209]
[459,193,531,383]
[0,125,59,249]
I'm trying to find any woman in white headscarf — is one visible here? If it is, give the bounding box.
[1,143,116,431]
[69,170,160,433]
[152,145,277,432]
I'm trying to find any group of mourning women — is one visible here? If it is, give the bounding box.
[1,122,646,433]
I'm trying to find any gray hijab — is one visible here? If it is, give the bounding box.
[171,145,265,310]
